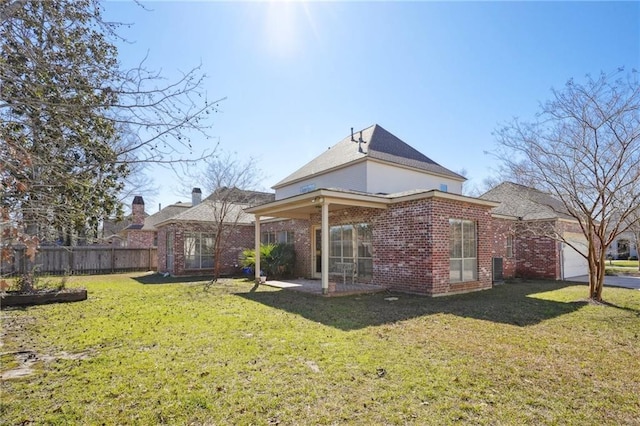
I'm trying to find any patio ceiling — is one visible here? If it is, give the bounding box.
[245,188,388,220]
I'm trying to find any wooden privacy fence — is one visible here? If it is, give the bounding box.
[1,246,157,276]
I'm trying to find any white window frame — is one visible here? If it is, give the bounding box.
[328,223,373,279]
[261,230,294,245]
[449,219,477,283]
[506,234,514,258]
[184,232,215,269]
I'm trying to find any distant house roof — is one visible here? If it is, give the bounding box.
[204,187,275,205]
[155,200,254,227]
[150,189,274,228]
[273,124,466,189]
[480,182,574,221]
[124,224,144,231]
[140,203,191,231]
[103,211,149,236]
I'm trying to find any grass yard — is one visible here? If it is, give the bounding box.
[606,259,640,276]
[609,260,640,268]
[1,274,639,425]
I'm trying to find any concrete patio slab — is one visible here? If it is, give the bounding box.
[262,279,387,297]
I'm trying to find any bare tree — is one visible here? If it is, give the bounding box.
[494,69,640,301]
[626,207,640,271]
[197,152,267,284]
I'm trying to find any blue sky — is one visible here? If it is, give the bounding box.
[103,1,639,212]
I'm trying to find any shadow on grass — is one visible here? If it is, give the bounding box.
[237,280,589,330]
[600,301,640,316]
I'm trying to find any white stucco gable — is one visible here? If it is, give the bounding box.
[273,124,465,200]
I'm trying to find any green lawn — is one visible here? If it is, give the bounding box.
[2,274,639,425]
[606,259,640,276]
[609,260,639,268]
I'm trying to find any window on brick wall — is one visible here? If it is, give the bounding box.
[449,219,477,283]
[329,223,373,279]
[166,231,174,272]
[506,234,514,258]
[184,232,215,269]
[261,230,294,245]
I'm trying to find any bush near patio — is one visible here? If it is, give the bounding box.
[241,243,296,279]
[1,273,639,425]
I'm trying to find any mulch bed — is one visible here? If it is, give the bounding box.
[1,288,87,309]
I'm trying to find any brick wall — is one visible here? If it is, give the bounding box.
[132,197,145,225]
[156,222,254,277]
[308,197,494,296]
[126,230,155,249]
[366,201,434,293]
[515,220,561,279]
[490,217,517,279]
[153,196,576,290]
[426,197,494,296]
[157,227,168,272]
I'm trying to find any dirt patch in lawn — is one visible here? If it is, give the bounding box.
[1,349,93,380]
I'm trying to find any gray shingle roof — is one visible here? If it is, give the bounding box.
[480,182,574,220]
[204,187,275,205]
[273,124,465,188]
[124,224,144,231]
[140,203,191,231]
[143,189,274,229]
[159,200,254,225]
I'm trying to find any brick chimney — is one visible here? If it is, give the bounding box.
[132,196,145,225]
[192,188,202,206]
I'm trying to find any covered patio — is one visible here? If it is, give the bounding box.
[245,188,389,295]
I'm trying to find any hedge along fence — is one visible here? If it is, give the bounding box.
[1,246,157,276]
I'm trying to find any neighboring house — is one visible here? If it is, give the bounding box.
[480,182,589,280]
[101,195,150,246]
[124,199,192,249]
[608,232,639,260]
[154,188,275,276]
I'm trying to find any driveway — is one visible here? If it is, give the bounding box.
[568,275,640,290]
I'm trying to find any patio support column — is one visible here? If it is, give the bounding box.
[254,215,261,284]
[321,201,330,294]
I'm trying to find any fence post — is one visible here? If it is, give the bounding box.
[69,247,74,275]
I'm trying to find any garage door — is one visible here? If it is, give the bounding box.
[562,233,588,279]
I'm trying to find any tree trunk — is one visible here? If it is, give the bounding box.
[588,250,606,301]
[212,228,224,282]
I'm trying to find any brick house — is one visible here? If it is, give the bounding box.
[147,124,588,295]
[247,124,517,296]
[480,182,589,281]
[120,196,191,249]
[154,188,274,276]
[101,196,150,247]
[246,124,590,295]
